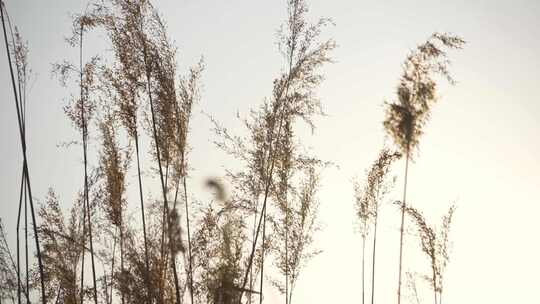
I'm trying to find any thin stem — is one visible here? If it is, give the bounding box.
[183,174,194,304]
[172,94,194,304]
[361,234,365,304]
[248,197,259,304]
[141,38,181,304]
[160,157,171,269]
[54,287,62,304]
[288,282,294,304]
[239,115,283,303]
[16,168,23,304]
[109,234,117,304]
[397,144,410,304]
[370,207,378,304]
[238,2,298,296]
[285,198,289,304]
[134,134,152,302]
[79,191,87,304]
[120,222,125,304]
[1,4,46,302]
[79,22,98,304]
[259,205,267,304]
[24,180,29,304]
[431,255,437,304]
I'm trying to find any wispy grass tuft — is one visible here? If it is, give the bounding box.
[354,148,401,304]
[404,205,455,304]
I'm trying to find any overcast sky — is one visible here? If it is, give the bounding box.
[1,0,540,303]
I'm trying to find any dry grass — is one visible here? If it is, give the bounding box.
[0,1,468,304]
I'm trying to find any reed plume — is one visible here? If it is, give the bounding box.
[210,2,335,303]
[38,189,86,304]
[354,149,401,304]
[90,1,153,299]
[85,1,184,301]
[404,205,455,304]
[169,54,204,304]
[189,178,252,304]
[98,111,130,304]
[353,177,370,304]
[69,2,204,303]
[272,165,322,304]
[383,32,464,304]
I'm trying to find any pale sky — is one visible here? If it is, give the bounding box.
[1,0,540,303]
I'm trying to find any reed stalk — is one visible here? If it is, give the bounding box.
[0,4,46,302]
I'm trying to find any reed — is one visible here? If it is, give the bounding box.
[404,205,455,304]
[382,33,464,304]
[52,13,104,303]
[38,189,88,303]
[353,177,370,304]
[0,218,25,302]
[91,2,154,299]
[98,111,130,304]
[173,60,204,304]
[0,3,471,304]
[210,2,335,303]
[354,149,401,304]
[0,3,46,302]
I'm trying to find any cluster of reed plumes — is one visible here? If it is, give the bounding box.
[0,0,465,303]
[0,0,333,303]
[353,33,464,304]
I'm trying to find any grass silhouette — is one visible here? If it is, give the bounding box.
[0,1,469,304]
